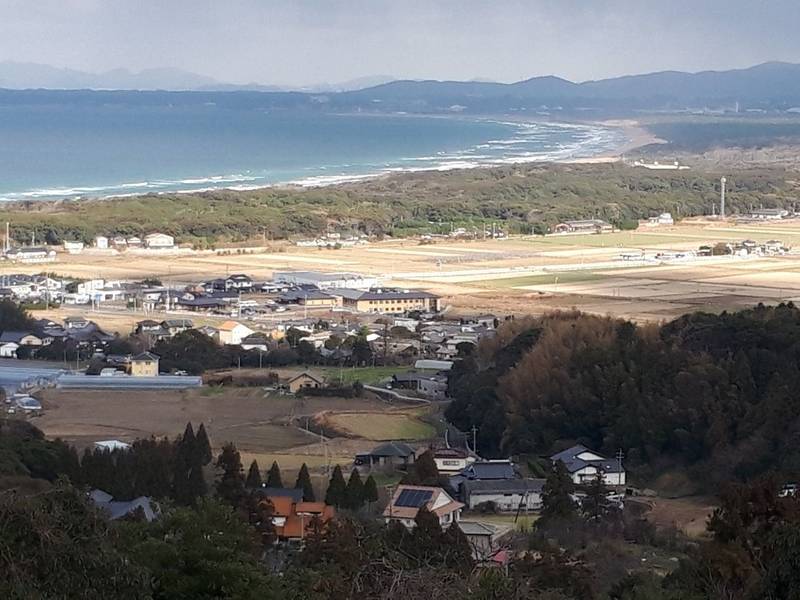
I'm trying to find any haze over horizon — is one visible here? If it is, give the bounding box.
[3,0,800,88]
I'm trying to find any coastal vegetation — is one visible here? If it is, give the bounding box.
[0,162,796,245]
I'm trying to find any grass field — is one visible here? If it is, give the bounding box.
[482,271,604,288]
[320,366,403,386]
[323,411,436,441]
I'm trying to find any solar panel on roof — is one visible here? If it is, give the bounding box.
[395,489,433,508]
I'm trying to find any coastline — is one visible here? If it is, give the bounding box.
[0,114,638,204]
[563,120,665,164]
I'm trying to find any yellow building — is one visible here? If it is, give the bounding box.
[332,289,440,314]
[129,352,160,377]
[286,372,323,394]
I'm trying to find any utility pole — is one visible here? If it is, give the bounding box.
[616,448,625,483]
[720,176,727,219]
[471,425,478,453]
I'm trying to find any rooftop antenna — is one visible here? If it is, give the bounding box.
[720,177,727,219]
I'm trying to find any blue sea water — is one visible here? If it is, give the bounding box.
[0,105,625,201]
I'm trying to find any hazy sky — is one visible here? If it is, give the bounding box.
[3,0,800,86]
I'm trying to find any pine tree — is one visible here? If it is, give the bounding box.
[215,442,246,509]
[265,461,283,488]
[412,505,445,563]
[187,463,207,504]
[344,469,364,510]
[109,449,135,500]
[245,460,262,489]
[196,422,213,465]
[324,465,347,507]
[363,475,379,505]
[403,449,440,485]
[584,473,609,521]
[295,463,315,501]
[62,444,82,485]
[180,422,196,462]
[441,522,475,574]
[172,449,192,506]
[539,459,577,528]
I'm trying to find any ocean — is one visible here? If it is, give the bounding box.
[0,105,625,201]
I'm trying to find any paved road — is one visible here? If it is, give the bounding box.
[363,384,431,404]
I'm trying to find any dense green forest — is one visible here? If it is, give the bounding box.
[447,305,800,491]
[0,162,795,244]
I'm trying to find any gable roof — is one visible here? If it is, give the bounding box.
[369,441,416,458]
[462,478,546,498]
[162,319,193,328]
[550,445,624,474]
[383,484,463,520]
[218,320,245,331]
[132,352,159,362]
[458,461,516,480]
[256,487,304,502]
[287,372,322,384]
[0,330,37,343]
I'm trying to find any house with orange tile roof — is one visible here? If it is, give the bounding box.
[382,484,463,529]
[215,320,255,345]
[258,490,335,541]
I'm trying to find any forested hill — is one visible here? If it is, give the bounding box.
[446,304,800,491]
[5,62,800,112]
[0,163,795,246]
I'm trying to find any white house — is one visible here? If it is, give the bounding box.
[550,445,626,486]
[144,233,175,249]
[0,341,19,358]
[648,212,674,226]
[383,485,463,529]
[431,447,477,473]
[215,320,255,345]
[460,478,546,512]
[94,236,109,249]
[63,241,85,254]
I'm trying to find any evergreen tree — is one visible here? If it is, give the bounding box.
[172,451,192,506]
[539,460,577,528]
[363,475,379,505]
[109,449,135,500]
[441,523,475,574]
[245,460,262,489]
[195,423,213,465]
[62,444,82,485]
[404,449,440,485]
[324,465,347,507]
[344,469,364,510]
[179,422,196,463]
[265,461,283,488]
[412,505,445,563]
[295,463,315,501]
[215,443,246,509]
[187,463,207,504]
[584,473,609,521]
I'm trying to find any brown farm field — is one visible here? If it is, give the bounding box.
[33,386,437,472]
[8,219,800,331]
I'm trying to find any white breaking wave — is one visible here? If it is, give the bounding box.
[0,119,626,200]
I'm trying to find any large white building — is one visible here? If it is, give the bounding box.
[273,271,380,290]
[144,233,175,249]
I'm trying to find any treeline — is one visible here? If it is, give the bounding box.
[0,162,794,244]
[447,304,800,490]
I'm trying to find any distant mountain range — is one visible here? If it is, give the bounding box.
[3,61,800,113]
[339,62,800,111]
[0,61,394,93]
